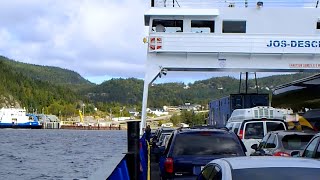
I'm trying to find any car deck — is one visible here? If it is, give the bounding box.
[150,153,160,180]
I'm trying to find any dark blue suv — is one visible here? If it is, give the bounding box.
[159,128,246,179]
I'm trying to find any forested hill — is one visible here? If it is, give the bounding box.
[0,55,316,114]
[84,73,316,108]
[0,59,80,115]
[0,56,94,91]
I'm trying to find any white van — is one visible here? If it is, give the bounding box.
[226,106,287,156]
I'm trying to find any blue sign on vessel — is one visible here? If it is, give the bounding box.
[267,40,320,47]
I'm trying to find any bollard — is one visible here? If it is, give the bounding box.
[127,121,140,180]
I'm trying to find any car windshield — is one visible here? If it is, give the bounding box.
[233,167,320,180]
[172,133,243,156]
[282,134,314,150]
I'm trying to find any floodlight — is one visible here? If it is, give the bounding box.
[257,1,263,8]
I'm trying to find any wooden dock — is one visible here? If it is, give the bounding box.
[60,125,123,130]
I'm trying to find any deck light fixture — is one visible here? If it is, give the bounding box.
[158,68,167,78]
[257,1,263,8]
[143,37,148,43]
[162,68,168,76]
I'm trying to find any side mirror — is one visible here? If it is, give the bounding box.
[291,150,300,157]
[251,144,258,150]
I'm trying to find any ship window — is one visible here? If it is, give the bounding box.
[152,19,183,33]
[191,20,214,33]
[222,21,246,33]
[317,22,320,29]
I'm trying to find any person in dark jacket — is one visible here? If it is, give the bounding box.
[145,125,151,142]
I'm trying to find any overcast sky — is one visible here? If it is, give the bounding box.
[0,0,296,85]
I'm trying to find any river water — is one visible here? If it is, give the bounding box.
[0,129,127,180]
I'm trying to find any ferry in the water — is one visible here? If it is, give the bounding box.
[108,0,320,179]
[0,107,42,128]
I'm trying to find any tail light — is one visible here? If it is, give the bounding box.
[164,157,174,173]
[273,152,290,157]
[238,130,244,139]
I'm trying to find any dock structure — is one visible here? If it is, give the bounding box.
[60,125,122,130]
[42,122,60,129]
[140,0,320,134]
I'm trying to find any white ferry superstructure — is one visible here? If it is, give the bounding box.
[0,108,41,128]
[140,0,320,134]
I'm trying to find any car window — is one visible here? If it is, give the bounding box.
[232,123,241,134]
[266,134,277,148]
[172,133,244,156]
[164,134,174,155]
[315,142,320,159]
[244,122,264,139]
[303,137,320,158]
[259,133,270,149]
[266,121,286,132]
[282,134,314,150]
[211,165,222,180]
[199,165,214,180]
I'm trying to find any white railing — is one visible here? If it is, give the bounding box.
[148,34,320,54]
[153,0,319,8]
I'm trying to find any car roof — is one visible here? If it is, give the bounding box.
[160,127,175,130]
[270,130,317,136]
[175,128,231,134]
[211,157,320,169]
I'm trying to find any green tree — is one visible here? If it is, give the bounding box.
[170,113,181,125]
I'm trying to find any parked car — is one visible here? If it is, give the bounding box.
[293,132,320,158]
[159,128,246,180]
[250,130,316,157]
[156,132,172,146]
[154,133,172,162]
[179,123,190,128]
[161,123,173,127]
[153,127,175,144]
[152,127,175,160]
[226,106,287,155]
[197,156,320,180]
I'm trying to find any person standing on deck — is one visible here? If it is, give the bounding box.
[145,124,151,142]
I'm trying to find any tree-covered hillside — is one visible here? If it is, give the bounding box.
[0,56,94,91]
[0,55,317,116]
[84,73,316,108]
[0,59,80,116]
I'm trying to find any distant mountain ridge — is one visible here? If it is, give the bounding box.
[84,73,316,108]
[0,55,316,112]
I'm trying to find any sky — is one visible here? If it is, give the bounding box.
[0,0,296,85]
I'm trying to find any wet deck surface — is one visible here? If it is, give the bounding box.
[150,154,160,180]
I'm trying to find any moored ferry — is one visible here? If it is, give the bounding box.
[0,107,42,129]
[108,0,320,179]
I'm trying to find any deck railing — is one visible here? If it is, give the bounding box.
[152,0,319,8]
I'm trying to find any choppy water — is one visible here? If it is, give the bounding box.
[0,129,127,180]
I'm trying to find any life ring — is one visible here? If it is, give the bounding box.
[149,37,162,50]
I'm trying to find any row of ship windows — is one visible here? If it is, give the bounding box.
[152,19,320,33]
[152,19,244,33]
